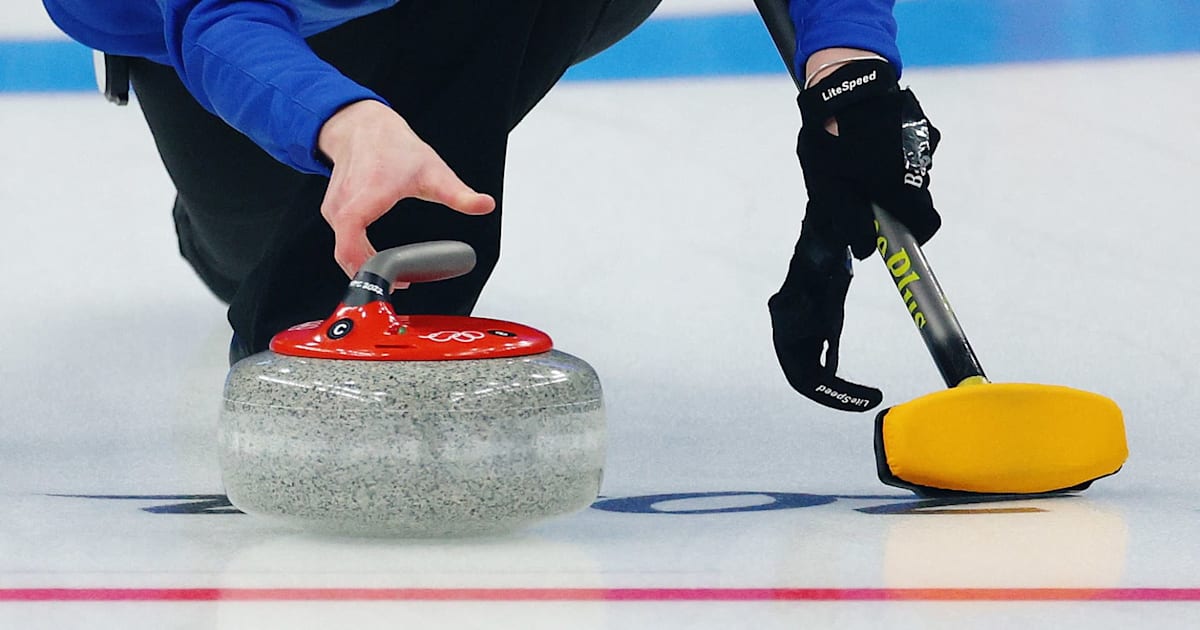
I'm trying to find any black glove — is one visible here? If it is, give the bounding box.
[768,221,882,412]
[769,59,940,412]
[797,59,940,260]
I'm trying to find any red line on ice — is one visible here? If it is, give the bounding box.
[2,588,1200,602]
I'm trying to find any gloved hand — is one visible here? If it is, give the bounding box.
[768,221,882,412]
[769,58,940,412]
[797,58,940,259]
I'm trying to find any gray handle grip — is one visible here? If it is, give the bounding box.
[341,241,476,307]
[359,241,477,285]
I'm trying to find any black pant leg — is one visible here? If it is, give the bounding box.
[132,1,659,355]
[128,7,407,306]
[227,1,547,350]
[129,58,315,304]
[577,0,661,62]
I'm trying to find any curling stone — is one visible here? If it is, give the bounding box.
[219,241,605,536]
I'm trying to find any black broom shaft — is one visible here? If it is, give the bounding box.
[872,206,986,386]
[752,0,801,88]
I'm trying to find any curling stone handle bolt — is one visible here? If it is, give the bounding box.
[343,241,477,307]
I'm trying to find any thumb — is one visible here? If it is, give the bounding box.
[834,192,878,260]
[415,160,496,216]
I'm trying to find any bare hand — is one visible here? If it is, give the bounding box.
[317,100,495,284]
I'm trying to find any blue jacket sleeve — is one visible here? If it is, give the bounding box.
[788,0,902,80]
[160,0,385,175]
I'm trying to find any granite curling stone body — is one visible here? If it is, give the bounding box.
[219,241,605,536]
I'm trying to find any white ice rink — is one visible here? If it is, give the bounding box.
[2,2,1200,628]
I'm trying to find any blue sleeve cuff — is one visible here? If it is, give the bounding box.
[167,0,390,175]
[187,41,390,175]
[789,1,903,81]
[273,77,389,177]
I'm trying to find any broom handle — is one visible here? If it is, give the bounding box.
[753,0,987,387]
[872,206,987,386]
[752,0,798,81]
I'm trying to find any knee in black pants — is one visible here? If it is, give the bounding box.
[130,1,661,358]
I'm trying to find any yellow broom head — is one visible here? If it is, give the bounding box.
[876,383,1127,495]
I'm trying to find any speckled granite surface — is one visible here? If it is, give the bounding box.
[220,350,604,536]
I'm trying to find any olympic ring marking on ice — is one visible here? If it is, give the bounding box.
[419,330,487,343]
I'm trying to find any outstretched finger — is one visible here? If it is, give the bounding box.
[331,229,411,290]
[332,229,376,281]
[414,159,496,216]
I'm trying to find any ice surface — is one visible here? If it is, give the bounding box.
[2,54,1199,628]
